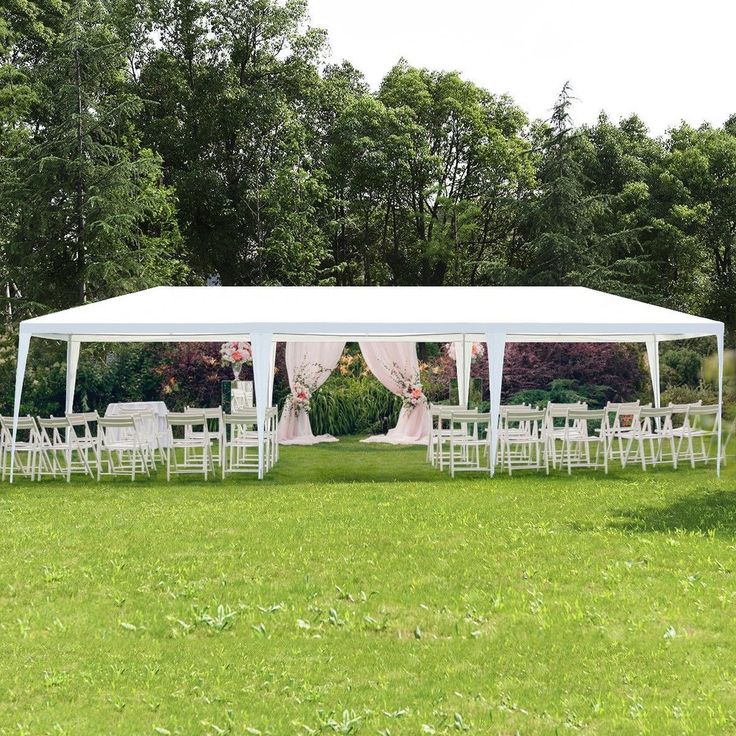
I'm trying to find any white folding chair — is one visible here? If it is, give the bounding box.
[184,406,224,467]
[112,408,162,469]
[677,404,721,467]
[0,415,44,481]
[428,404,477,470]
[624,406,678,470]
[166,412,215,480]
[498,408,548,475]
[448,410,490,477]
[561,408,609,474]
[222,408,279,477]
[95,416,150,480]
[66,411,99,470]
[600,401,642,467]
[36,416,93,481]
[266,406,279,467]
[223,412,260,476]
[544,402,586,468]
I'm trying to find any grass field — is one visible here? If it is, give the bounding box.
[1,438,735,735]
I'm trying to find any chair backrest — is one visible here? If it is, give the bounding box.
[606,401,640,411]
[547,402,586,418]
[98,415,137,429]
[167,411,208,426]
[503,409,545,421]
[639,406,673,419]
[184,406,223,420]
[66,411,98,426]
[669,400,702,413]
[564,407,607,438]
[500,404,532,416]
[37,416,69,430]
[449,410,490,424]
[687,404,720,429]
[567,408,606,421]
[0,415,38,439]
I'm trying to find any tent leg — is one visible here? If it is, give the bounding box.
[66,339,80,414]
[268,340,277,405]
[645,335,661,408]
[717,330,724,478]
[485,332,506,478]
[10,330,32,484]
[251,332,274,480]
[454,336,472,408]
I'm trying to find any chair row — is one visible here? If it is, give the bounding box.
[0,406,279,482]
[428,400,722,476]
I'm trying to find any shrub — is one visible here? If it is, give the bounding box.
[508,378,613,409]
[308,375,401,436]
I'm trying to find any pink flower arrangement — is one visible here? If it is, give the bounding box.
[284,362,326,417]
[404,384,425,409]
[221,341,252,366]
[287,386,312,416]
[221,341,253,380]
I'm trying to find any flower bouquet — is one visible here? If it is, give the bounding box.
[284,363,325,418]
[220,341,252,381]
[385,363,426,411]
[285,387,311,417]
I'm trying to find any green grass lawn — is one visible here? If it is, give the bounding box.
[1,439,735,735]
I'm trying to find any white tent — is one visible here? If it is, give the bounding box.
[11,285,725,479]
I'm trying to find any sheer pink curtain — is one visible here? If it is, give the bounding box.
[360,342,429,445]
[278,341,345,445]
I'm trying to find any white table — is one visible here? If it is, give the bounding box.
[105,401,170,448]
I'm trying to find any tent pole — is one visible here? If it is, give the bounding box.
[251,332,274,480]
[716,330,724,478]
[485,332,506,477]
[453,336,471,407]
[65,338,81,414]
[10,329,32,483]
[645,335,661,408]
[268,340,277,405]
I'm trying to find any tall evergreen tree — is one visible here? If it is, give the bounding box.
[2,0,187,317]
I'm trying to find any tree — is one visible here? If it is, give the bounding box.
[2,0,188,317]
[664,124,736,331]
[137,0,330,285]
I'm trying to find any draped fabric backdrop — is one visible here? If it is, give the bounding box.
[360,342,429,445]
[278,341,429,446]
[278,341,346,444]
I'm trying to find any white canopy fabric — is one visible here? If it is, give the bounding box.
[11,285,725,479]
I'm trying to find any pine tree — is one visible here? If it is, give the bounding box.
[3,0,188,315]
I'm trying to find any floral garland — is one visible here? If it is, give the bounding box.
[385,362,426,411]
[285,386,311,417]
[284,363,324,417]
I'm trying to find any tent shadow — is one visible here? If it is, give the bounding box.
[608,487,736,536]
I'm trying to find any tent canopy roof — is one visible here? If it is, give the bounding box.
[20,285,723,343]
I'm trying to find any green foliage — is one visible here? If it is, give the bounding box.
[660,382,719,408]
[308,375,401,436]
[1,0,190,317]
[661,347,703,387]
[508,378,612,409]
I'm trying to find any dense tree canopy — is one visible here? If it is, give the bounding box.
[2,0,735,340]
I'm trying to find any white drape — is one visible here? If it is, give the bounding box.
[278,341,346,444]
[360,341,429,445]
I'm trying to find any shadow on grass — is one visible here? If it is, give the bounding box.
[609,487,736,536]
